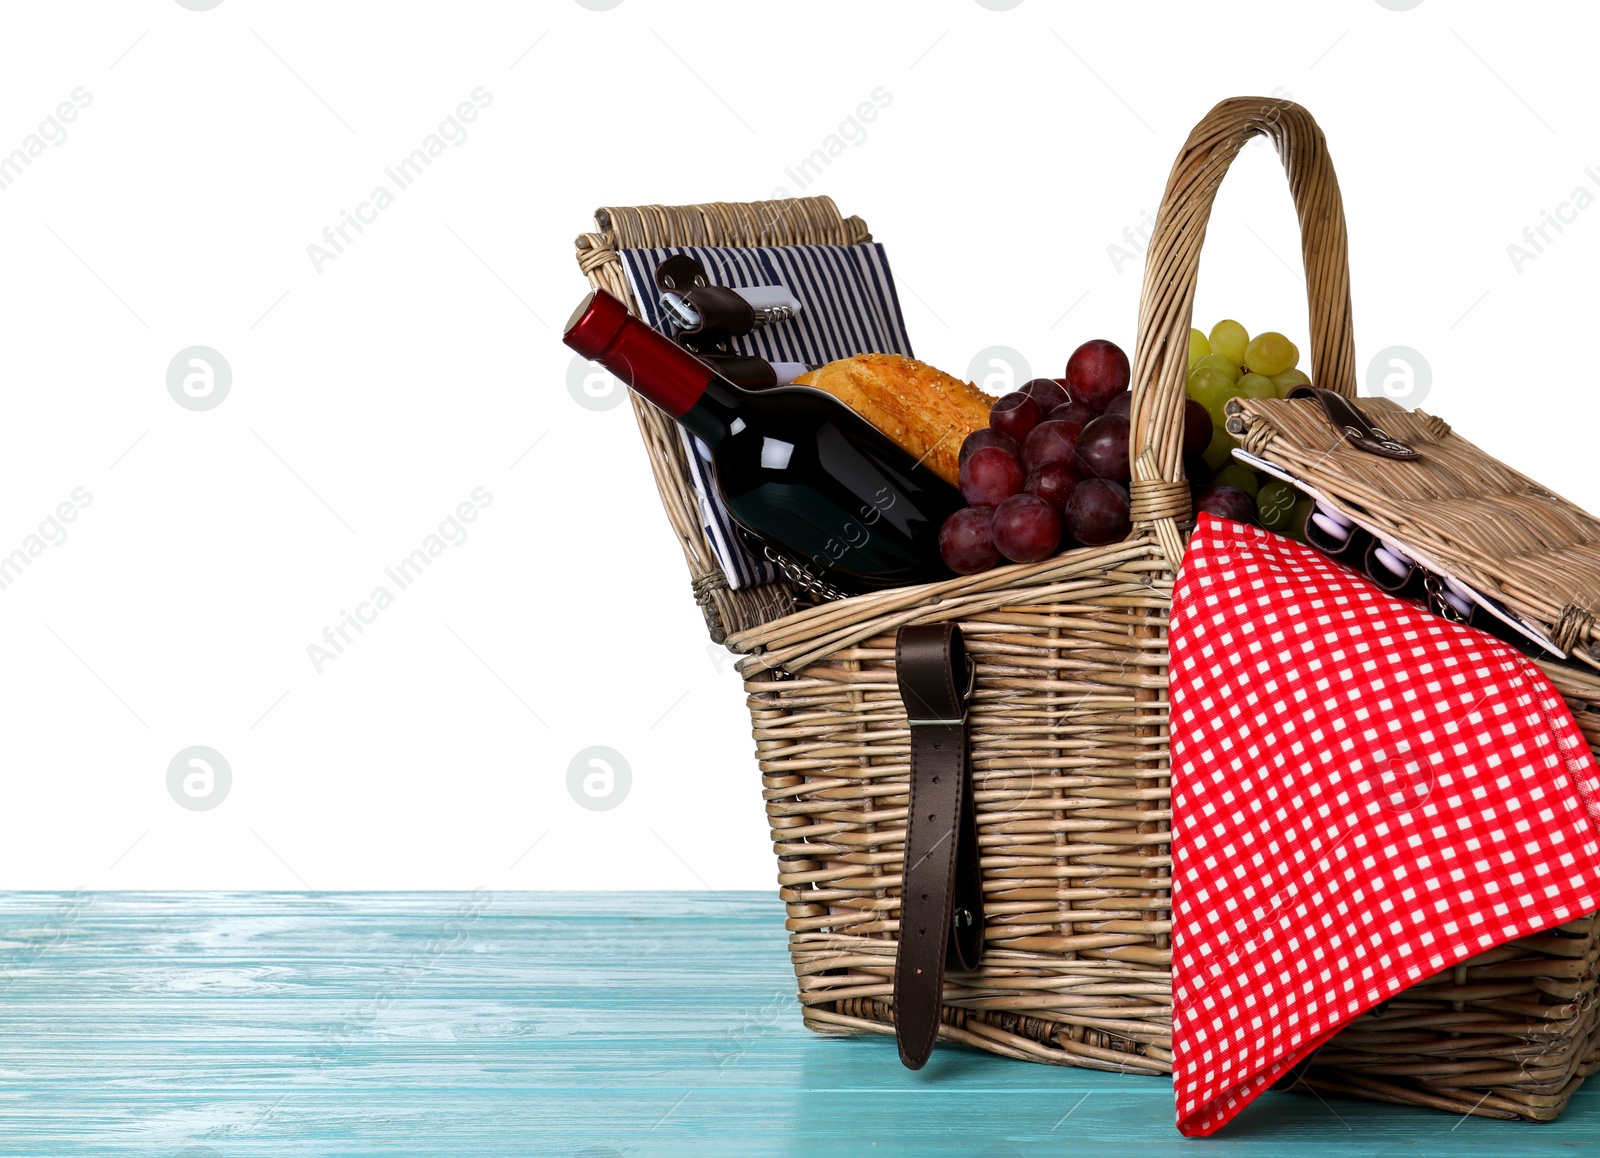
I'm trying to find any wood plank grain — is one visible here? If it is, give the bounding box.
[0,892,1592,1155]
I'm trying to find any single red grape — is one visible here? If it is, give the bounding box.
[959,426,1021,468]
[990,391,1043,442]
[1182,399,1213,459]
[992,494,1063,563]
[1025,461,1078,512]
[1065,339,1131,412]
[939,506,1001,574]
[1103,391,1133,419]
[1048,400,1098,429]
[1195,486,1256,525]
[1018,377,1069,413]
[1075,414,1131,483]
[1022,418,1087,474]
[959,445,1025,507]
[1063,478,1131,547]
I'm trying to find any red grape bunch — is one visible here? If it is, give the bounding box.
[940,339,1141,575]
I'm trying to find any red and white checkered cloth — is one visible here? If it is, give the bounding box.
[1170,516,1600,1136]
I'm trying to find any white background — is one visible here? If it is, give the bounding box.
[2,0,1596,890]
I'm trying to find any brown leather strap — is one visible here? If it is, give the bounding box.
[892,623,983,1069]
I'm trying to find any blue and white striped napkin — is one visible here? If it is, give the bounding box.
[618,243,913,590]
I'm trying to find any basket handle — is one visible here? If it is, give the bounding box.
[1127,97,1357,568]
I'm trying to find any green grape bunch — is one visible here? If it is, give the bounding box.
[1183,319,1313,540]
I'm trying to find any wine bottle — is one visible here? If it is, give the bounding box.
[564,289,962,592]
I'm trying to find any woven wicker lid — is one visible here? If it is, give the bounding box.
[1230,393,1600,671]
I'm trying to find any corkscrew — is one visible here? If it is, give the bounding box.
[660,289,799,333]
[653,254,803,355]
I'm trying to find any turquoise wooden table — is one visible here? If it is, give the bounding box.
[1,892,1594,1156]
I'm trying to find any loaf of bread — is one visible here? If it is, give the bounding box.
[793,353,994,487]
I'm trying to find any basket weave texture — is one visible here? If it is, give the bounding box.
[575,99,1600,1121]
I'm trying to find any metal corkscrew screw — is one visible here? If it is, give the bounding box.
[752,302,796,326]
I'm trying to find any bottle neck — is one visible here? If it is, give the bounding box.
[680,379,740,445]
[563,289,739,444]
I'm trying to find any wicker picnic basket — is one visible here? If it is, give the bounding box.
[575,97,1600,1121]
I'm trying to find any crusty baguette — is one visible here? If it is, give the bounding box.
[793,353,994,487]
